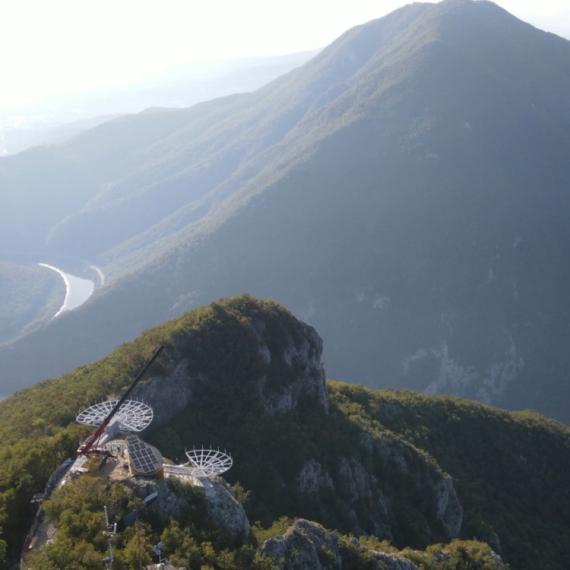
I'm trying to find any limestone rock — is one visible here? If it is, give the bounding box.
[126,476,251,541]
[260,519,343,569]
[130,300,329,434]
[259,519,505,570]
[126,478,193,521]
[260,519,418,569]
[434,476,463,538]
[295,433,462,542]
[370,551,419,570]
[297,458,334,494]
[201,477,252,541]
[257,328,329,415]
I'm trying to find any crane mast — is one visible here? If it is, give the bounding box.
[77,342,167,455]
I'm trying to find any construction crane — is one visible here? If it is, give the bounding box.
[77,342,167,455]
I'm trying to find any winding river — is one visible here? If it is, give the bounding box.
[39,263,95,318]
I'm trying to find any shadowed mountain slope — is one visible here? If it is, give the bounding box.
[2,0,570,424]
[0,297,569,568]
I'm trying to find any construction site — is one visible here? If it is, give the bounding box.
[21,344,235,569]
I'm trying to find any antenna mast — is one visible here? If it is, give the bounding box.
[103,506,116,569]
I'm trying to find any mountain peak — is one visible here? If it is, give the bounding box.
[3,0,570,426]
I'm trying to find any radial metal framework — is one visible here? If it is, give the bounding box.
[76,400,153,433]
[184,447,233,477]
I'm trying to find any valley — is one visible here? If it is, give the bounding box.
[4,2,570,569]
[2,0,570,426]
[38,264,96,318]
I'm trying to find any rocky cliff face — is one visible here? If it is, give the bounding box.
[200,477,252,541]
[260,519,506,570]
[127,475,251,542]
[296,430,463,543]
[133,298,329,434]
[261,520,414,570]
[130,297,461,546]
[256,325,329,415]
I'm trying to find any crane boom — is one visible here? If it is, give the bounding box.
[78,342,167,455]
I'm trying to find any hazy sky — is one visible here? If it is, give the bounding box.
[2,0,569,108]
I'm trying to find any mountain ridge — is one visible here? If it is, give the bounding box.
[1,295,569,568]
[2,0,570,425]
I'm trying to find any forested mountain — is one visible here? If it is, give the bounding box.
[2,296,570,568]
[0,263,64,346]
[0,51,319,156]
[2,0,570,425]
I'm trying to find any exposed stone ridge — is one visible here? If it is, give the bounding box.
[200,477,252,541]
[126,476,251,542]
[257,327,329,415]
[260,519,506,570]
[126,478,192,521]
[295,432,462,542]
[131,300,329,433]
[260,519,417,570]
[260,520,343,569]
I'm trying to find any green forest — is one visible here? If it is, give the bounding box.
[1,295,569,568]
[0,262,64,346]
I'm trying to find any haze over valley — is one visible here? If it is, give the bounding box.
[3,0,570,426]
[3,2,570,568]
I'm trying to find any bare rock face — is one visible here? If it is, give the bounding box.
[297,458,335,494]
[336,455,391,538]
[295,432,463,543]
[260,519,418,570]
[133,361,196,434]
[127,478,193,521]
[132,297,329,434]
[201,477,252,541]
[370,552,419,570]
[434,476,463,538]
[260,520,343,570]
[260,519,506,570]
[126,476,251,542]
[257,326,329,415]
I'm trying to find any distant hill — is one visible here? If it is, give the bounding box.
[2,0,570,425]
[0,263,64,347]
[1,296,569,568]
[0,51,319,156]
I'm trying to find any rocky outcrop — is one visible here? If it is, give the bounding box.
[126,476,251,541]
[371,552,419,570]
[256,325,329,415]
[131,298,329,433]
[260,520,344,569]
[260,519,506,570]
[260,519,418,570]
[126,478,193,521]
[336,455,391,538]
[434,476,463,538]
[200,477,252,541]
[133,361,197,435]
[297,458,334,494]
[295,432,463,542]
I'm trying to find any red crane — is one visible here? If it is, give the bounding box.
[77,342,167,455]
